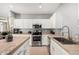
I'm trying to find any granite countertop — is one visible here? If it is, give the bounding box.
[0,34,30,55]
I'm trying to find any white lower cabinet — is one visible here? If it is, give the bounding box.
[13,40,29,55]
[42,35,49,45]
[50,38,69,55]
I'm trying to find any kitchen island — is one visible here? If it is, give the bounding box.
[0,34,30,55]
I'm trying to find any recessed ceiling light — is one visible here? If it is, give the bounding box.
[39,3,42,8]
[9,5,14,10]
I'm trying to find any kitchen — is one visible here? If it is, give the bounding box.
[0,3,79,55]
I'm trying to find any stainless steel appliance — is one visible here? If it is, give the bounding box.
[32,24,42,46]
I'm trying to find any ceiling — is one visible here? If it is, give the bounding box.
[0,3,61,14]
[0,3,61,19]
[12,3,61,14]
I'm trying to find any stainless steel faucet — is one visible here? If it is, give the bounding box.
[62,26,71,41]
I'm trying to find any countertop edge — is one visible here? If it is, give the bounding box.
[7,37,30,55]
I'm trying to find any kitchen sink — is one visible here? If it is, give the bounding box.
[53,37,77,44]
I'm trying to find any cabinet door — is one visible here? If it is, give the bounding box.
[13,40,29,55]
[42,35,49,45]
[50,39,69,55]
[50,39,57,55]
[23,40,29,55]
[51,40,61,55]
